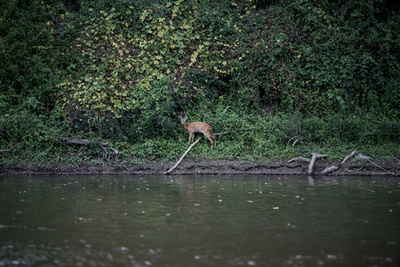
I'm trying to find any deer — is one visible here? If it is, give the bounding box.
[179,115,216,150]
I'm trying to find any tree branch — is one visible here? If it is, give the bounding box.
[286,135,299,149]
[165,138,200,174]
[357,153,390,173]
[0,142,22,152]
[288,153,327,175]
[287,157,310,163]
[322,150,357,175]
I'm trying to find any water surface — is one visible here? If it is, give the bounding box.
[0,175,399,266]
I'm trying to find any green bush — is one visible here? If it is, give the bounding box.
[1,0,399,164]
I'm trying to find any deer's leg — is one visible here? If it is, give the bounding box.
[188,132,192,144]
[204,132,214,150]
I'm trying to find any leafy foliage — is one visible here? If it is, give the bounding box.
[1,0,399,164]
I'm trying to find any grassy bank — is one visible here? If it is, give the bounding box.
[2,113,399,168]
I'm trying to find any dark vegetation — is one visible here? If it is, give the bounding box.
[1,0,399,167]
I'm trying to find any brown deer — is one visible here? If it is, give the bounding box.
[179,115,216,150]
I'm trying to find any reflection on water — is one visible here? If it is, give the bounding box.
[0,175,399,266]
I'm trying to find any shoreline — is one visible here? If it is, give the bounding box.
[1,159,398,176]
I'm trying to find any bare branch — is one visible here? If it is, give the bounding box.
[165,138,201,174]
[321,166,340,174]
[355,153,371,160]
[287,157,311,163]
[286,135,299,149]
[292,139,299,146]
[308,153,328,175]
[288,153,327,175]
[357,153,390,173]
[322,150,357,175]
[0,142,22,152]
[340,150,357,164]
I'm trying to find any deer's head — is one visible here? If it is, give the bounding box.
[179,115,188,125]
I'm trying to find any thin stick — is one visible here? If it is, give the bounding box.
[0,142,22,152]
[286,135,299,149]
[341,150,357,164]
[287,157,311,163]
[165,138,201,174]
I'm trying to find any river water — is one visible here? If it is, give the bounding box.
[0,175,399,266]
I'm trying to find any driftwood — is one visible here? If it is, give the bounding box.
[287,156,310,163]
[321,150,357,175]
[165,138,200,174]
[288,153,327,175]
[0,142,22,152]
[322,151,392,175]
[290,150,393,176]
[356,153,390,173]
[308,153,328,175]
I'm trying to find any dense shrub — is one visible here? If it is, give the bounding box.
[1,0,399,162]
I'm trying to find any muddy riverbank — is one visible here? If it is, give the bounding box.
[1,158,399,176]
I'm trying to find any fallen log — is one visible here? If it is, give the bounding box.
[321,165,340,174]
[321,150,392,175]
[321,150,357,175]
[288,153,327,175]
[165,138,200,174]
[308,153,328,175]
